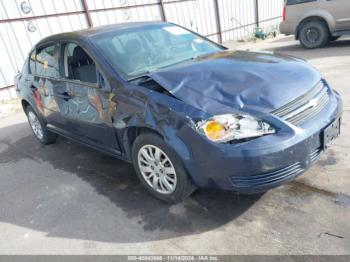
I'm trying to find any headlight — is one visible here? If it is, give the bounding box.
[196,114,275,143]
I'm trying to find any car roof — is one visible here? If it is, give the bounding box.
[36,21,168,47]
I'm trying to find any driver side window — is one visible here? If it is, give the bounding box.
[63,43,97,84]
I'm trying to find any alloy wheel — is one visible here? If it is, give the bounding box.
[28,111,44,140]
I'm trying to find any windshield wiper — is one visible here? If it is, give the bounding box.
[152,56,197,72]
[128,56,201,82]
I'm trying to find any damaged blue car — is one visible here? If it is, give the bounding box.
[15,22,342,202]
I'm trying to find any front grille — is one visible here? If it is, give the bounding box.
[272,81,330,126]
[231,162,304,188]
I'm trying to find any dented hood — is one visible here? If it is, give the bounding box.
[150,50,321,115]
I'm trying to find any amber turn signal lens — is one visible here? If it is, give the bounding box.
[204,121,225,140]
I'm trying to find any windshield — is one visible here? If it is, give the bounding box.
[94,24,223,80]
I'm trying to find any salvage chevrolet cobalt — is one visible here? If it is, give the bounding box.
[15,22,342,202]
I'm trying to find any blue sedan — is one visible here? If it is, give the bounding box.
[15,22,342,202]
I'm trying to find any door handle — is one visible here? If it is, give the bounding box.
[56,91,73,101]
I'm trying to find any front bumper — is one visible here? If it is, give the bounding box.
[178,89,343,193]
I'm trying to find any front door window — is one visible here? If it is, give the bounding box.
[64,43,97,84]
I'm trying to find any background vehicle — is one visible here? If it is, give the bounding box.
[280,0,350,48]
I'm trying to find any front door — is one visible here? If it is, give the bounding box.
[59,42,121,155]
[319,0,350,31]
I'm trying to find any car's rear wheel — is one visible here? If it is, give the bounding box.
[299,21,329,49]
[26,105,57,145]
[132,133,195,203]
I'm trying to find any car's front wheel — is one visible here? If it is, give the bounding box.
[26,105,57,145]
[132,133,195,203]
[299,21,329,49]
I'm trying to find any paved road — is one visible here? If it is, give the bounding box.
[1,36,350,254]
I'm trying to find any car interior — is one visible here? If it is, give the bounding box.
[64,44,97,84]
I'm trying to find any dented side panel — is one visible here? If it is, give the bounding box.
[109,83,208,162]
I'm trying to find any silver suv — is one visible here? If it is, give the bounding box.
[280,0,350,48]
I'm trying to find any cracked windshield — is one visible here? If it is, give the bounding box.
[95,24,223,79]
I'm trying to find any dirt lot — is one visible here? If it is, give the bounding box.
[0,36,350,255]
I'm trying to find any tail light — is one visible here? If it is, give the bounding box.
[282,5,286,21]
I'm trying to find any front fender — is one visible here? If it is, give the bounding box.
[112,88,192,163]
[120,122,192,165]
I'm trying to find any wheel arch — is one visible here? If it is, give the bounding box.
[21,97,46,124]
[21,98,40,116]
[123,126,164,162]
[21,83,39,113]
[21,99,30,112]
[296,16,331,40]
[123,125,192,166]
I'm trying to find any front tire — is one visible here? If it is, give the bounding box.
[132,133,195,203]
[26,105,57,145]
[299,21,329,49]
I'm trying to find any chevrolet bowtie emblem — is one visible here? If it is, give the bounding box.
[308,97,319,108]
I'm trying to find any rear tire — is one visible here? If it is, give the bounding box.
[299,21,329,49]
[25,105,57,145]
[132,133,195,203]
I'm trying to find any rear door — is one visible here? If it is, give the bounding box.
[319,0,350,30]
[31,43,71,132]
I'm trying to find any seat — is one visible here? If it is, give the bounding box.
[70,46,97,83]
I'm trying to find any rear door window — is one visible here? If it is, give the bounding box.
[29,50,36,74]
[36,44,60,78]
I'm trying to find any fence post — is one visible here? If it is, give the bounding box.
[255,0,259,27]
[159,0,167,21]
[213,0,222,43]
[81,0,93,27]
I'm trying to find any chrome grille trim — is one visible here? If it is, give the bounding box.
[286,91,329,125]
[272,81,330,126]
[231,162,304,188]
[310,147,322,163]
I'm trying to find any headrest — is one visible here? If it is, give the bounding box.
[72,46,92,65]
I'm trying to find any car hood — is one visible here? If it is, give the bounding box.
[149,50,321,115]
